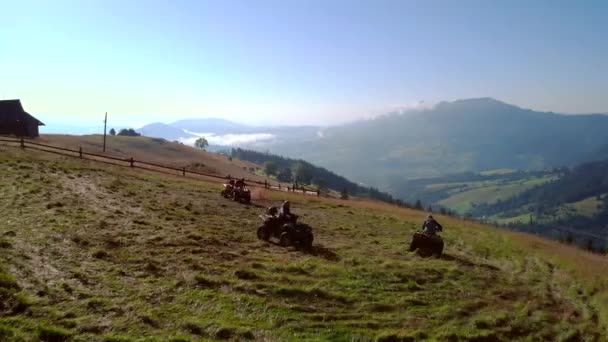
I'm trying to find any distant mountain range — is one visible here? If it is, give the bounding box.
[136,119,319,150]
[268,98,608,189]
[135,98,608,195]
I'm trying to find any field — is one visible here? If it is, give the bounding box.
[38,135,264,183]
[566,195,605,218]
[435,175,557,214]
[490,194,606,226]
[1,146,608,341]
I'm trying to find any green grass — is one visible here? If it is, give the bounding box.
[492,212,533,225]
[479,169,516,176]
[565,194,605,218]
[437,175,557,213]
[493,194,605,224]
[0,147,606,340]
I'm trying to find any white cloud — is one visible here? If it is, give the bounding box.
[180,131,276,147]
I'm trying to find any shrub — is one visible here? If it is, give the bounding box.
[0,273,19,290]
[37,325,72,342]
[194,274,218,288]
[234,269,259,280]
[103,335,136,342]
[0,238,12,248]
[169,336,190,342]
[92,250,109,259]
[116,128,140,137]
[215,327,235,340]
[182,321,205,336]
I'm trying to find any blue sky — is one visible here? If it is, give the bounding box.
[1,0,607,128]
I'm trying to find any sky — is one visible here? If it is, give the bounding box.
[1,0,607,129]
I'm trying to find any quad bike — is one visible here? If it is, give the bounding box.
[409,232,444,257]
[257,207,313,250]
[220,184,251,203]
[220,183,234,198]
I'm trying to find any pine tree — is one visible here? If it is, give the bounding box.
[340,188,349,200]
[586,238,594,252]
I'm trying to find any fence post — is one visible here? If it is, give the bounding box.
[182,167,186,176]
[20,137,24,148]
[79,146,83,159]
[129,157,134,167]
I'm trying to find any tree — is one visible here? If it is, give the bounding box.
[565,232,574,245]
[294,162,312,184]
[586,238,595,252]
[414,200,423,210]
[264,161,278,176]
[109,128,116,136]
[277,168,293,182]
[194,137,209,151]
[340,188,349,200]
[117,128,141,136]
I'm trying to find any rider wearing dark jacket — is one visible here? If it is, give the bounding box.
[422,215,443,236]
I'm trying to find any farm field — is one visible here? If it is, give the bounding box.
[435,175,557,214]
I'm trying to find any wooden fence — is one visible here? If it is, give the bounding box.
[0,137,320,196]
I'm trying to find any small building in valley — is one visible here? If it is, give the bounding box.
[0,100,44,138]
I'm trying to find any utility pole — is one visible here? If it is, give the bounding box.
[103,112,107,152]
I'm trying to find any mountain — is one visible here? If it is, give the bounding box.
[266,98,608,191]
[137,119,320,148]
[170,118,252,134]
[137,122,196,141]
[134,99,608,201]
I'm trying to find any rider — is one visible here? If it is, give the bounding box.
[235,178,245,190]
[225,179,235,194]
[422,214,443,236]
[279,200,296,222]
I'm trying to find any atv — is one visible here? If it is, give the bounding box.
[257,207,313,250]
[409,232,444,257]
[220,183,251,203]
[231,186,251,203]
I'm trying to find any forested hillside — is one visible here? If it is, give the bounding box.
[471,160,608,250]
[267,98,608,186]
[231,148,404,205]
[394,169,560,206]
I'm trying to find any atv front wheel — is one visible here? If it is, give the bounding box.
[257,226,270,241]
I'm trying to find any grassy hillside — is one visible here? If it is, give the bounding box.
[566,195,605,218]
[0,146,607,341]
[39,135,264,182]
